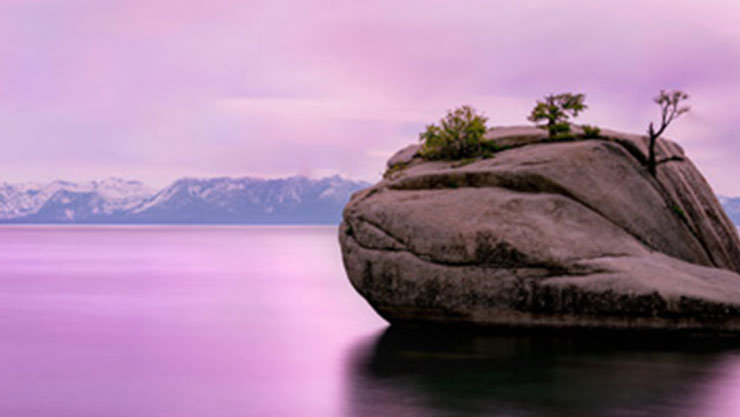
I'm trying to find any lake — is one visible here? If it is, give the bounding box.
[1,225,740,417]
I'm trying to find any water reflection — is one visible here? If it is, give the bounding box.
[347,327,740,417]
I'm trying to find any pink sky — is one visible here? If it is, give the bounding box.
[1,0,740,194]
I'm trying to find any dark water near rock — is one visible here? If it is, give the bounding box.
[1,226,739,417]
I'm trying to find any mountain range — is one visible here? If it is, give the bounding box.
[719,195,740,227]
[0,176,737,226]
[0,176,369,224]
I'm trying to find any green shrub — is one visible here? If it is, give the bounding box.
[550,122,575,140]
[481,140,500,156]
[383,161,409,179]
[582,124,601,138]
[419,105,491,160]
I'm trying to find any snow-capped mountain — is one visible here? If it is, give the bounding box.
[0,178,154,221]
[719,195,740,226]
[0,176,369,224]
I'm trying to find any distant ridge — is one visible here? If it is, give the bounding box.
[0,176,369,224]
[719,195,740,227]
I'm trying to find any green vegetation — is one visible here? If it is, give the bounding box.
[419,105,493,160]
[383,161,409,179]
[411,91,689,175]
[528,93,587,139]
[671,203,688,221]
[582,124,601,138]
[647,90,689,177]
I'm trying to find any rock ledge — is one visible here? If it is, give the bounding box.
[340,126,740,332]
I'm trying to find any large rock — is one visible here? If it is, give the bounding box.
[340,126,740,332]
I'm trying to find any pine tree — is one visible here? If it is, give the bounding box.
[528,93,587,138]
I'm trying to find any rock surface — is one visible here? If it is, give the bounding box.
[340,126,740,332]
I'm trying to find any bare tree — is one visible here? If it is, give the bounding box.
[647,90,690,176]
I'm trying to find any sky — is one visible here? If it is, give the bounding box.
[1,0,740,194]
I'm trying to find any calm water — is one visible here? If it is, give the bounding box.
[1,226,740,417]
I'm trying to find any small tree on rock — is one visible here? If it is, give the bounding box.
[528,93,587,138]
[646,90,690,177]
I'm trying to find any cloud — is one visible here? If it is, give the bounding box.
[0,0,739,193]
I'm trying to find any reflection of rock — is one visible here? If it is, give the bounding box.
[340,126,740,331]
[345,326,740,417]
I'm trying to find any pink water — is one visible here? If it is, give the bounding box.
[1,225,740,417]
[0,226,385,417]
